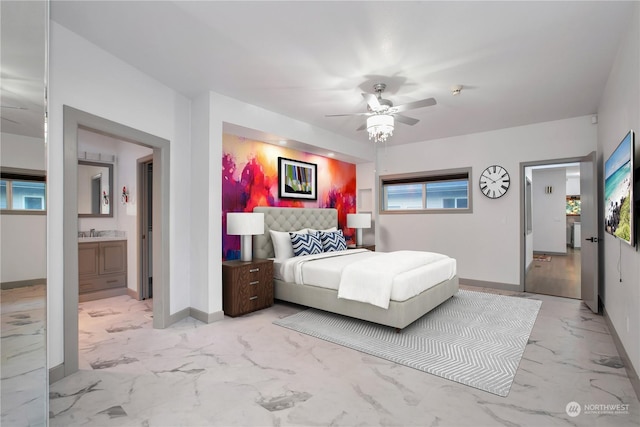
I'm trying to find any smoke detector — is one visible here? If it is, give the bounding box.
[451,85,463,96]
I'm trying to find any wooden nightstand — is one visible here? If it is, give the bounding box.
[222,258,274,317]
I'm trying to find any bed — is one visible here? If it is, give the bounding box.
[253,206,459,330]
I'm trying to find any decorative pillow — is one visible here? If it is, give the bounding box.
[270,229,307,259]
[290,232,323,257]
[316,230,347,252]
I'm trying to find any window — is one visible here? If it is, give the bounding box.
[380,168,472,214]
[1,169,46,214]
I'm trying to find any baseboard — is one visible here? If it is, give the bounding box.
[167,307,191,325]
[154,306,225,327]
[126,287,139,300]
[1,278,46,290]
[533,251,567,255]
[79,287,127,302]
[189,307,224,324]
[603,306,640,401]
[459,277,523,293]
[49,363,65,384]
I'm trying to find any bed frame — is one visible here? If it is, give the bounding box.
[253,207,459,330]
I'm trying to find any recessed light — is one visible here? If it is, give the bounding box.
[327,152,335,157]
[279,140,287,145]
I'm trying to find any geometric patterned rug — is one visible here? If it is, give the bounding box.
[274,289,542,397]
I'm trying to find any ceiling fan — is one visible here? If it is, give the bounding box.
[326,83,437,143]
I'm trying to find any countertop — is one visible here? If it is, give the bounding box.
[78,237,127,243]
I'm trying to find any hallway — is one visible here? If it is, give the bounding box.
[525,247,581,299]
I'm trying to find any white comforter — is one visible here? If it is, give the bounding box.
[275,249,456,309]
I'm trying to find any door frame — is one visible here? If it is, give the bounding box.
[62,106,170,378]
[519,155,591,291]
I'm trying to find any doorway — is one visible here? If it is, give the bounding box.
[524,162,581,299]
[138,156,153,300]
[521,153,599,309]
[62,106,171,378]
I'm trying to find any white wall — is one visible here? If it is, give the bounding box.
[532,168,567,253]
[566,174,580,195]
[374,116,596,287]
[524,168,534,272]
[356,162,376,245]
[0,215,46,282]
[48,22,191,368]
[597,3,639,375]
[1,133,45,170]
[0,133,46,283]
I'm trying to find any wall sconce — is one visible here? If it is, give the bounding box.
[545,186,553,194]
[347,213,372,247]
[227,212,265,262]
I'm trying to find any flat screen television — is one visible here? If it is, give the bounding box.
[604,130,635,245]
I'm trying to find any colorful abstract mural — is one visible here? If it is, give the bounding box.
[222,134,357,260]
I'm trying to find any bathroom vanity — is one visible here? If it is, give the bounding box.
[78,237,127,302]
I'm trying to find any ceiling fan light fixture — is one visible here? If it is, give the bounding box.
[367,114,394,143]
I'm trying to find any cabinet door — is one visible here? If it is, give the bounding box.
[78,243,99,276]
[99,241,127,275]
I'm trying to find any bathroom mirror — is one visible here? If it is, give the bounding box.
[78,160,113,217]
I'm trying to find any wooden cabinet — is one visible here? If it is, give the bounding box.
[79,240,127,301]
[222,259,274,317]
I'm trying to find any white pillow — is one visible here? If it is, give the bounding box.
[270,229,307,259]
[307,226,337,233]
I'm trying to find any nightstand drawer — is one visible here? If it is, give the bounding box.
[222,259,274,317]
[234,264,271,287]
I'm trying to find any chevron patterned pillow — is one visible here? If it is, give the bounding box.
[316,230,347,252]
[290,232,323,257]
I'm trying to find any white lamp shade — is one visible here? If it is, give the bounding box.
[367,114,394,132]
[227,212,264,235]
[347,213,371,229]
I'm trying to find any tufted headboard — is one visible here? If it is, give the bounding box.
[253,207,338,259]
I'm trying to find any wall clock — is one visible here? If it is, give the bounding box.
[479,165,510,199]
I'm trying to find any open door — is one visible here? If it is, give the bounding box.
[580,151,599,312]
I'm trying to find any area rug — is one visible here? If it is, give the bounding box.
[273,289,541,397]
[533,254,552,262]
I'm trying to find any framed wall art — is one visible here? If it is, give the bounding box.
[278,157,317,200]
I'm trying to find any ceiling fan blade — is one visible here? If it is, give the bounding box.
[356,122,367,131]
[394,114,420,126]
[392,97,436,113]
[326,112,371,117]
[362,93,381,111]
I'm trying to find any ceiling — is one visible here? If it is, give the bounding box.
[0,1,46,139]
[8,2,637,149]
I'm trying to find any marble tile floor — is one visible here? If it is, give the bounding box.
[1,285,48,427]
[48,287,639,427]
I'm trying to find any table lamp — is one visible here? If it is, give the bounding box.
[347,213,371,247]
[227,212,264,262]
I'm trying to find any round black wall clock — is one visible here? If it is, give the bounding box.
[479,165,510,199]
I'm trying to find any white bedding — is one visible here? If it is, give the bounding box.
[274,249,456,307]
